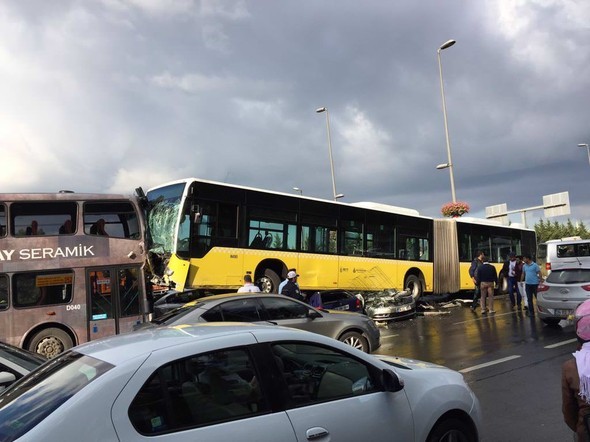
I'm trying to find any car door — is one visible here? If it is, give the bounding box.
[112,335,297,442]
[259,297,353,340]
[271,341,413,442]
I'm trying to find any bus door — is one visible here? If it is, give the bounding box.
[87,266,143,341]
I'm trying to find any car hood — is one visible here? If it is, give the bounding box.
[376,354,447,370]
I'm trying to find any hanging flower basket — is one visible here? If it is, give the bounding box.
[441,201,470,218]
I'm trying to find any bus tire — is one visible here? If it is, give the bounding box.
[259,269,280,293]
[28,328,73,359]
[404,274,423,299]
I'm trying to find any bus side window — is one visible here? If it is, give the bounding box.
[0,274,8,310]
[0,205,5,237]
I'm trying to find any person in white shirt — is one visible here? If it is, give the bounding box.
[237,274,261,293]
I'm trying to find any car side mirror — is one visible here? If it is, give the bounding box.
[382,368,404,392]
[0,371,16,388]
[307,309,322,319]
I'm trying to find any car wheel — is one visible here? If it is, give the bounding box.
[426,418,475,442]
[258,269,280,293]
[541,318,561,326]
[404,275,423,300]
[339,331,369,353]
[28,328,73,359]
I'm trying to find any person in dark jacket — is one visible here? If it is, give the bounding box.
[475,256,498,315]
[469,251,484,311]
[281,271,304,301]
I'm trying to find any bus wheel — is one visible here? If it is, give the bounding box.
[259,269,280,293]
[29,328,73,359]
[404,275,423,300]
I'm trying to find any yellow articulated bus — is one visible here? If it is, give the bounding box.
[145,178,536,298]
[0,191,149,358]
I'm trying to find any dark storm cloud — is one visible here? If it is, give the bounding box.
[0,0,587,227]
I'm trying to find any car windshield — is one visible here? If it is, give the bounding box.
[154,303,202,325]
[0,344,45,372]
[546,269,590,284]
[0,351,113,442]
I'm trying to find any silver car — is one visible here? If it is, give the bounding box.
[537,268,590,325]
[0,324,481,442]
[145,293,380,353]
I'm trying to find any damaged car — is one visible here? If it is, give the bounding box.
[364,289,416,323]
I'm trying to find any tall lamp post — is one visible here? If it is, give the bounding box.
[316,107,342,201]
[293,187,303,195]
[579,143,590,166]
[437,39,457,203]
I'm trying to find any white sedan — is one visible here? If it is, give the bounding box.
[0,324,481,442]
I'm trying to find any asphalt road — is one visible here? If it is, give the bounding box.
[374,295,576,441]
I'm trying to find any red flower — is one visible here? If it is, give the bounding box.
[441,202,470,217]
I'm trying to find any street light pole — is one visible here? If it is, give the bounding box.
[293,187,303,195]
[437,39,457,203]
[316,107,341,201]
[578,143,590,166]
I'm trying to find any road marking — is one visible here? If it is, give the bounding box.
[380,334,399,340]
[544,338,577,349]
[459,355,521,373]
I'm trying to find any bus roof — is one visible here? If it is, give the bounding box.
[0,192,136,202]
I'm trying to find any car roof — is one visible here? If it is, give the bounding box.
[72,323,305,365]
[184,292,292,307]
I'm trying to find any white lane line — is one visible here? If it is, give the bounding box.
[459,355,521,373]
[544,338,578,349]
[380,334,399,340]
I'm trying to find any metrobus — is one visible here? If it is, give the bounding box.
[0,191,149,358]
[145,178,536,298]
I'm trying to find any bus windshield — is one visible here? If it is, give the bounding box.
[146,183,186,255]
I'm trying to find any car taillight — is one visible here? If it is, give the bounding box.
[355,298,361,310]
[545,263,551,271]
[537,283,550,292]
[581,285,590,292]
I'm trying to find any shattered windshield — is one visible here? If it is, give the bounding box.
[146,183,186,255]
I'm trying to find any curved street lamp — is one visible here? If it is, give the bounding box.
[437,39,457,203]
[293,187,303,195]
[316,107,340,201]
[579,143,590,166]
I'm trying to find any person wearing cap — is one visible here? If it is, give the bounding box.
[278,268,298,294]
[281,271,303,301]
[502,252,521,310]
[562,299,590,440]
[237,274,261,293]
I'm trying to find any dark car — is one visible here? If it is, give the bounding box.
[0,341,46,393]
[312,290,365,313]
[152,290,203,318]
[143,293,380,353]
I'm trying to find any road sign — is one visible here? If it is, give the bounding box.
[485,203,508,225]
[543,191,570,218]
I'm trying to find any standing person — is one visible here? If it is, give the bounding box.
[281,270,303,301]
[502,252,521,310]
[469,251,484,312]
[237,274,261,293]
[562,299,590,441]
[475,255,498,315]
[521,254,542,317]
[278,268,297,294]
[513,256,524,310]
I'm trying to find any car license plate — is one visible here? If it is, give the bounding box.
[334,305,349,311]
[555,309,572,316]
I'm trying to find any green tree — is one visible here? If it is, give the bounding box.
[534,219,590,242]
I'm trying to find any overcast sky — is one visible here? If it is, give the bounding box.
[1,0,588,227]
